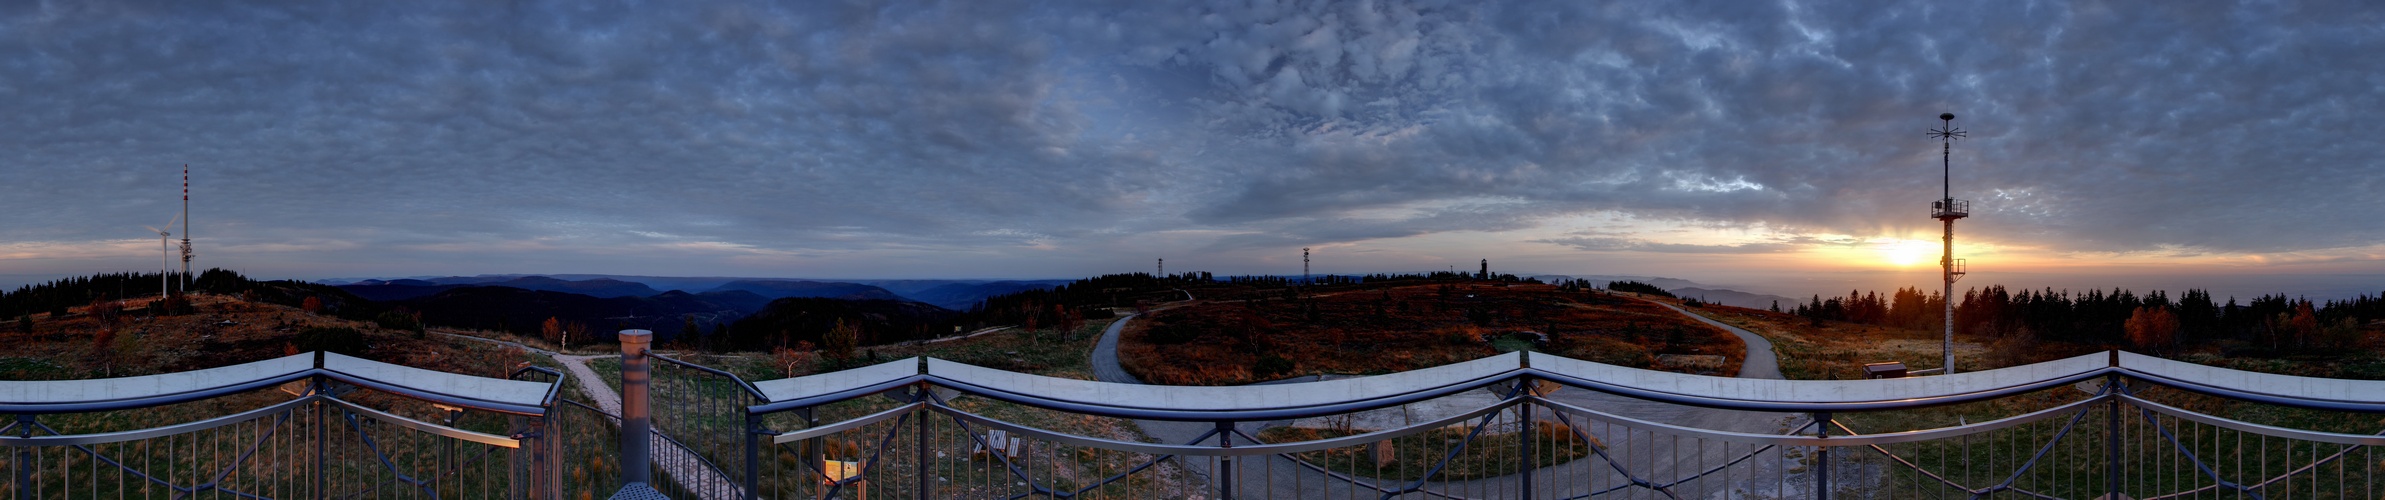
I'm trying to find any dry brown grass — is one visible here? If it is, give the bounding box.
[1119,283,1744,385]
[4,293,540,432]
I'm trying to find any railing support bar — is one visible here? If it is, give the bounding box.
[2105,372,2122,499]
[916,382,932,499]
[312,352,327,500]
[1814,411,1830,500]
[745,414,762,500]
[1518,377,1535,499]
[14,414,32,500]
[619,329,655,486]
[1216,420,1235,500]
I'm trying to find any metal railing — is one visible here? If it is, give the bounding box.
[616,349,2385,499]
[0,351,564,499]
[13,341,2385,499]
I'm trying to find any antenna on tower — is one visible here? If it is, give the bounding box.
[1302,248,1310,285]
[179,165,193,292]
[1157,257,1163,277]
[1927,113,1972,375]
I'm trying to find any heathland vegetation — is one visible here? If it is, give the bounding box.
[1119,280,1742,385]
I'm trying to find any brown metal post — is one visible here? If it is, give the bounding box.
[619,330,655,486]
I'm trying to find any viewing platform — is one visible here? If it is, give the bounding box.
[8,344,2385,498]
[1932,198,1970,220]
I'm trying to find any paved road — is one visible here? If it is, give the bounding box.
[1084,296,1806,498]
[1650,301,1783,379]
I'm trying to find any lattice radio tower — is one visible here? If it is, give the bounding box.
[180,165,193,291]
[1302,248,1310,285]
[1928,113,1970,374]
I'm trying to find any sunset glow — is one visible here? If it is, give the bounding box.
[1880,240,1940,268]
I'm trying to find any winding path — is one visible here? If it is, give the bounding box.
[432,330,741,499]
[1085,295,1802,498]
[1649,301,1782,379]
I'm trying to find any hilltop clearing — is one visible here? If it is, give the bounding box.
[1118,282,1744,385]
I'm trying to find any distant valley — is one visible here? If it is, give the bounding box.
[331,274,1070,310]
[328,274,1073,342]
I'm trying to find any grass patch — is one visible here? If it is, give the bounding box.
[1255,423,1597,481]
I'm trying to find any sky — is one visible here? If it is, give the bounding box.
[3,1,2383,300]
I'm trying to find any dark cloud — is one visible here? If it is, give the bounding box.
[3,1,2381,280]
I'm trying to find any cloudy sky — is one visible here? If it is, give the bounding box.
[3,1,2382,299]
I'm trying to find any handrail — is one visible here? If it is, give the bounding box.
[321,368,551,417]
[509,365,568,407]
[725,349,2385,420]
[0,352,565,416]
[0,394,522,449]
[1524,366,2115,413]
[0,397,315,447]
[0,353,315,414]
[648,351,769,402]
[920,372,1513,422]
[321,395,525,448]
[2121,394,2385,446]
[926,398,1520,457]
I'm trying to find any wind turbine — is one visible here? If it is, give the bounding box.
[144,210,183,299]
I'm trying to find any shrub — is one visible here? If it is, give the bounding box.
[376,310,426,335]
[154,293,194,316]
[1145,322,1202,344]
[87,298,123,326]
[1252,354,1295,379]
[820,319,859,362]
[14,314,29,335]
[295,326,369,356]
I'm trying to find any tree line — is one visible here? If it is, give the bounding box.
[1787,285,2380,353]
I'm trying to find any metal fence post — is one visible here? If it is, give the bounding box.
[313,351,327,500]
[1814,412,1831,500]
[1518,377,1535,499]
[2105,371,2122,499]
[529,409,560,500]
[619,330,655,486]
[14,415,32,500]
[745,413,762,500]
[916,382,932,499]
[1216,421,1235,500]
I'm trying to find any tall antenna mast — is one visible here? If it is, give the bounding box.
[1302,248,1310,285]
[1157,257,1163,277]
[180,165,192,292]
[1927,113,1970,374]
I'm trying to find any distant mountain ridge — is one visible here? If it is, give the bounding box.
[702,280,905,301]
[327,274,1069,310]
[391,286,771,340]
[339,276,659,301]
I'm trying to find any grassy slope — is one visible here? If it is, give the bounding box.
[1119,283,1744,386]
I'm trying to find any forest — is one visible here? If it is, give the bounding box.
[1787,285,2381,353]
